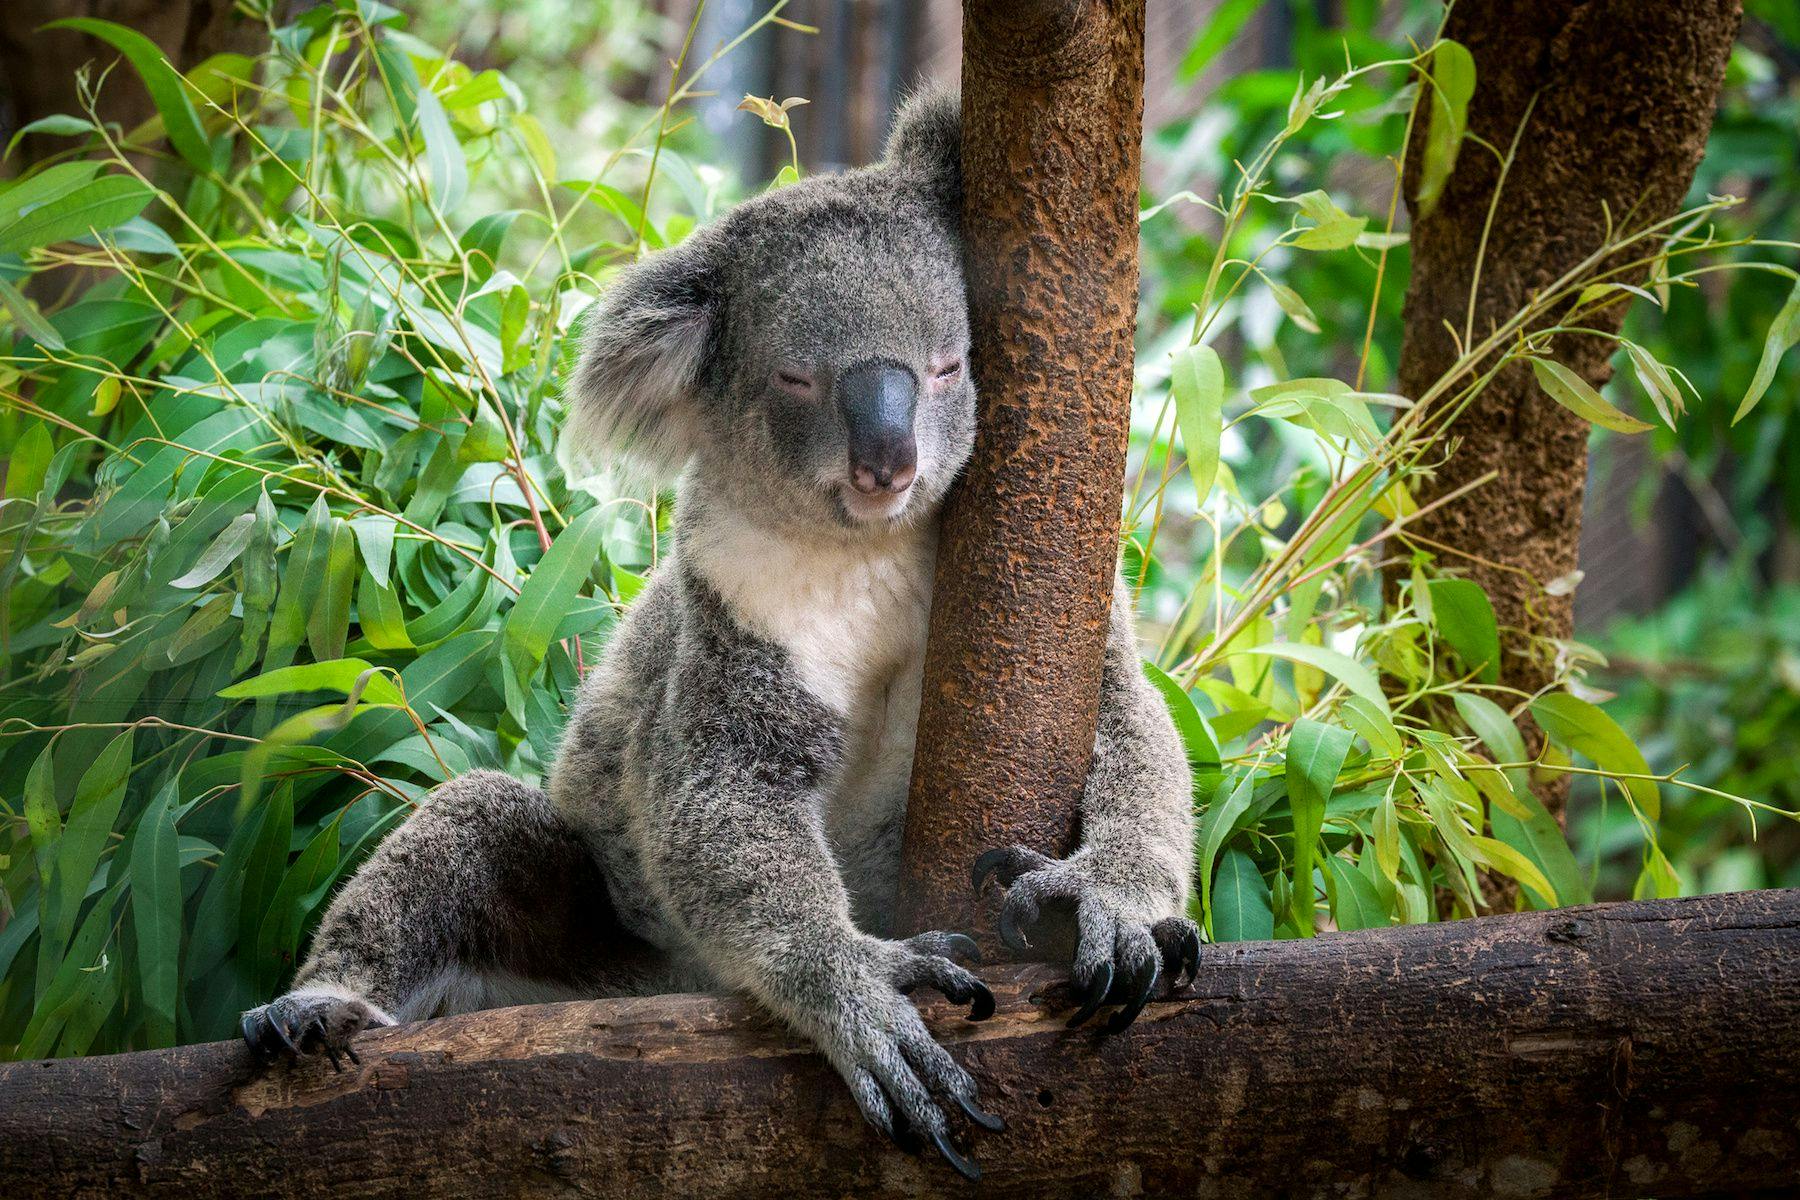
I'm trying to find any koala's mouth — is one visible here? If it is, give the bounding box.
[835,478,916,524]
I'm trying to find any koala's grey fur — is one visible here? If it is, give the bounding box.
[244,88,1197,1167]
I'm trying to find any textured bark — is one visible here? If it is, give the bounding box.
[1396,0,1740,811]
[5,891,1799,1198]
[898,0,1146,937]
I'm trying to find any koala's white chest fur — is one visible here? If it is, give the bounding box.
[686,510,934,916]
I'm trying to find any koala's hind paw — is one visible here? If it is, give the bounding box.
[241,988,393,1071]
[973,843,1200,1033]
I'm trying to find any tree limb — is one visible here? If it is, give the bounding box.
[5,890,1797,1198]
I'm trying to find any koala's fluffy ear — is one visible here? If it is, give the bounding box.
[560,236,719,486]
[883,84,961,211]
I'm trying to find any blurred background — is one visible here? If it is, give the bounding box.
[2,0,1795,896]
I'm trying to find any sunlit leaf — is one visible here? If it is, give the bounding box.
[1211,848,1274,943]
[1733,276,1800,425]
[1530,357,1653,434]
[1170,343,1224,499]
[1530,692,1660,821]
[1415,39,1475,219]
[1284,719,1353,937]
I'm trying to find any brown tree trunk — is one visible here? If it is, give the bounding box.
[0,0,255,174]
[4,890,1798,1199]
[897,0,1146,937]
[1396,1,1740,815]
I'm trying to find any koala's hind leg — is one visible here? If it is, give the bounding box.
[242,769,663,1068]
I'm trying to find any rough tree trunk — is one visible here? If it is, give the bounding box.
[4,891,1797,1199]
[898,0,1146,936]
[1396,0,1741,813]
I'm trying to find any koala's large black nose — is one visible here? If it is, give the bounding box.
[838,362,918,495]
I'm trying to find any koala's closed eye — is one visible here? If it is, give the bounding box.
[774,368,816,397]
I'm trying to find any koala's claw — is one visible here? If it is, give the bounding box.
[1104,954,1162,1034]
[929,1129,982,1182]
[1067,960,1114,1028]
[971,845,1053,895]
[242,990,391,1070]
[896,930,995,1021]
[1153,916,1203,989]
[954,1092,1007,1133]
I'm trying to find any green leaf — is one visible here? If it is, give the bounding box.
[0,275,66,350]
[1196,772,1257,936]
[1621,340,1684,429]
[238,786,293,956]
[349,516,396,589]
[6,421,55,501]
[1289,193,1367,251]
[252,818,340,993]
[1339,694,1402,759]
[23,741,60,886]
[1372,788,1401,884]
[1284,719,1353,937]
[504,506,607,682]
[1325,855,1388,931]
[1142,660,1221,766]
[0,161,101,226]
[1633,843,1681,899]
[1733,276,1800,425]
[1211,848,1274,942]
[0,175,155,254]
[266,495,331,668]
[414,87,468,212]
[3,113,98,158]
[40,732,134,993]
[1170,343,1224,500]
[130,778,182,1047]
[1244,642,1390,714]
[20,879,125,1058]
[1489,781,1591,907]
[185,799,266,984]
[1266,279,1321,332]
[169,511,257,589]
[308,516,358,662]
[1529,357,1653,434]
[220,659,404,707]
[1530,692,1660,821]
[1427,578,1500,683]
[1416,39,1475,219]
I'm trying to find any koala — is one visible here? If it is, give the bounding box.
[242,88,1199,1180]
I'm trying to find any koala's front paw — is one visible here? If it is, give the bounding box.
[973,845,1201,1033]
[825,932,1003,1180]
[241,987,394,1071]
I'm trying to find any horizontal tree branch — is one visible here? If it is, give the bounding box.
[4,890,1798,1198]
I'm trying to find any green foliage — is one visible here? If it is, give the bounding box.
[1128,8,1796,945]
[1588,573,1800,895]
[0,0,775,1057]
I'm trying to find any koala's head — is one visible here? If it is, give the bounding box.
[561,88,973,530]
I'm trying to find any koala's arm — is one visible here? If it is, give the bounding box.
[976,573,1199,1025]
[1076,575,1196,915]
[638,623,1000,1164]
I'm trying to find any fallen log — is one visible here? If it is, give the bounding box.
[3,890,1797,1199]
